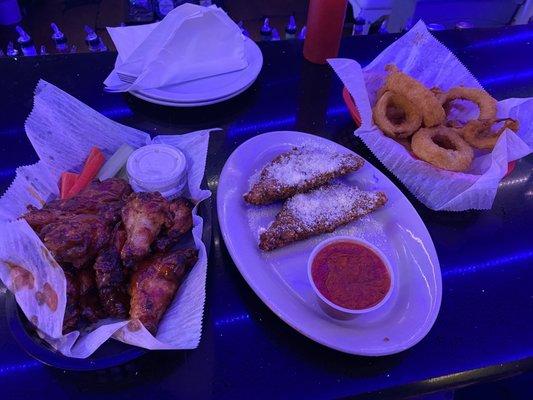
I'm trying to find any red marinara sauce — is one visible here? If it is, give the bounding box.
[311,241,391,310]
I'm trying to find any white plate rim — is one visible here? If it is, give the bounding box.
[129,79,255,107]
[217,131,443,356]
[131,37,262,104]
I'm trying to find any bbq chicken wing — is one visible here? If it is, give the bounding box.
[23,178,132,232]
[153,198,194,252]
[40,214,112,268]
[23,205,72,234]
[62,269,80,333]
[167,198,194,239]
[60,178,132,224]
[78,268,107,323]
[93,225,130,318]
[121,192,170,268]
[129,248,198,334]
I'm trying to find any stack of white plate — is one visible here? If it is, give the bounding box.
[129,38,263,107]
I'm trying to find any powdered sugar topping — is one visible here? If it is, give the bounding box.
[264,146,358,187]
[287,184,382,228]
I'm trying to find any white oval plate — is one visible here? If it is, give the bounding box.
[217,131,442,356]
[130,37,262,105]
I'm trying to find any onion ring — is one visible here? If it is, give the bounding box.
[462,118,519,150]
[373,91,422,138]
[441,87,497,120]
[411,126,473,172]
[378,65,445,127]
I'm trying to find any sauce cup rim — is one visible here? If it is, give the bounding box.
[307,236,394,315]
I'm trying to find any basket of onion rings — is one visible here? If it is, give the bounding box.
[330,21,533,211]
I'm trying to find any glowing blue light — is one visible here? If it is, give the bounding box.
[227,116,296,137]
[99,106,134,119]
[466,30,533,50]
[227,102,349,138]
[326,104,349,118]
[0,361,41,376]
[480,69,533,86]
[0,126,23,137]
[443,250,533,278]
[214,312,251,327]
[0,167,16,178]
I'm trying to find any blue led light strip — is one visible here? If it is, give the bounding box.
[0,361,41,376]
[480,68,533,86]
[443,250,533,278]
[214,312,251,327]
[466,30,533,50]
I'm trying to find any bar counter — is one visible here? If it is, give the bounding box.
[0,24,532,399]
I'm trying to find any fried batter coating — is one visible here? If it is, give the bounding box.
[379,64,445,127]
[411,126,473,172]
[244,146,364,205]
[259,184,387,251]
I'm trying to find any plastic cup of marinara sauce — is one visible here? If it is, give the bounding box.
[127,144,187,198]
[307,236,394,319]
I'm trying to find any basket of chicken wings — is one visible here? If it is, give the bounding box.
[0,81,211,365]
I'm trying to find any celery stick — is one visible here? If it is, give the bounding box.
[98,144,135,181]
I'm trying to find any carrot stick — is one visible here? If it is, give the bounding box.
[64,147,105,199]
[60,172,79,200]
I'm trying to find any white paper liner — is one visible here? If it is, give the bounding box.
[0,80,212,358]
[329,21,533,211]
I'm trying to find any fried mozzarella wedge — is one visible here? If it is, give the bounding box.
[259,183,387,251]
[244,146,364,205]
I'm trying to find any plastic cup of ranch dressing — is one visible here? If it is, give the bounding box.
[126,144,187,198]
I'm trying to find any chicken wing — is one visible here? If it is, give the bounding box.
[23,178,131,232]
[62,269,80,333]
[129,248,198,334]
[121,192,170,268]
[60,178,132,224]
[23,205,72,234]
[78,267,107,324]
[153,198,194,252]
[40,214,112,268]
[93,225,130,318]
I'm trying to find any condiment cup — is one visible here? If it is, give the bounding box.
[127,144,187,198]
[307,236,394,319]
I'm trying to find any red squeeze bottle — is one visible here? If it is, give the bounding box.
[303,0,348,64]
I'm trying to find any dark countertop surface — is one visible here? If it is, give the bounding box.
[0,24,532,399]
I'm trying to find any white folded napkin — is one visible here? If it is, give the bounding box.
[104,3,248,91]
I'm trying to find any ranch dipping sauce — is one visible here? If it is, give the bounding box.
[308,237,393,317]
[127,144,187,198]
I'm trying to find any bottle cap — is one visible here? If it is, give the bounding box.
[6,41,18,57]
[260,18,272,36]
[84,25,100,46]
[427,23,445,31]
[298,25,307,40]
[285,15,297,34]
[16,26,32,46]
[238,21,249,37]
[51,23,67,44]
